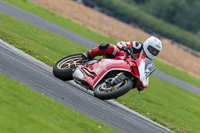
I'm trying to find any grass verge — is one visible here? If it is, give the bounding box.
[3,0,200,88]
[0,74,118,133]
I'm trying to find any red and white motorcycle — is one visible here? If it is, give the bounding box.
[53,48,156,100]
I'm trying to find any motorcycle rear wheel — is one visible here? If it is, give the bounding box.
[53,54,83,80]
[94,75,132,100]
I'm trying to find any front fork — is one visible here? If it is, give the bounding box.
[105,72,134,87]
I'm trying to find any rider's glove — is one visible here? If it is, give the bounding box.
[121,46,133,55]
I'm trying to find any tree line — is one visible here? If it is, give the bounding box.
[133,0,200,35]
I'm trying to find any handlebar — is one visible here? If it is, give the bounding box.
[130,54,138,60]
[122,46,137,60]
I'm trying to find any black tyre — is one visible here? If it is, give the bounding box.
[94,76,132,100]
[53,54,83,80]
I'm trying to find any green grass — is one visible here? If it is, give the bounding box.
[116,76,200,133]
[3,0,200,88]
[0,74,118,133]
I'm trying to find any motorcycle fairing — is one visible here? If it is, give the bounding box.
[78,58,132,90]
[76,54,150,90]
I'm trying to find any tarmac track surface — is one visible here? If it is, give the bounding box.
[0,1,199,96]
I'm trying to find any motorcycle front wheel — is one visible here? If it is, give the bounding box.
[94,75,132,100]
[53,54,83,80]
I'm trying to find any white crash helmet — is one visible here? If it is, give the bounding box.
[143,36,162,60]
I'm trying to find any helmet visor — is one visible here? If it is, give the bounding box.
[147,45,160,56]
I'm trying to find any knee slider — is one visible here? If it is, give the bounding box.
[99,43,110,50]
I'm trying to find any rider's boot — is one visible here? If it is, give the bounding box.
[82,51,91,60]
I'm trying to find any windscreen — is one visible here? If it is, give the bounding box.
[145,58,156,77]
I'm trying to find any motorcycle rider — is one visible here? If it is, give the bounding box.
[82,36,162,91]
